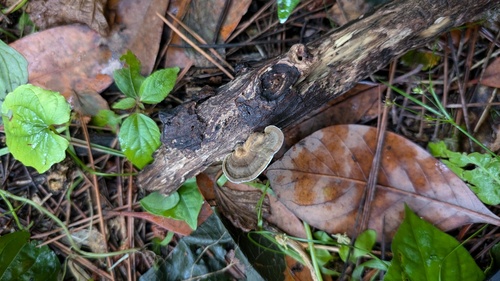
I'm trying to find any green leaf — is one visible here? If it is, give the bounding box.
[162,178,204,230]
[139,67,179,104]
[0,231,30,279]
[339,229,376,262]
[0,231,61,281]
[91,109,120,131]
[0,40,28,125]
[140,191,180,215]
[16,11,36,37]
[429,141,500,205]
[1,84,70,173]
[401,50,441,71]
[313,231,336,266]
[113,51,145,98]
[112,97,137,110]
[118,113,160,168]
[277,0,301,23]
[384,205,484,281]
[486,243,500,277]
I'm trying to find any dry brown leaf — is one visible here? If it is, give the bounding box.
[27,0,109,36]
[10,0,169,115]
[215,181,270,232]
[196,166,305,236]
[480,56,500,88]
[328,0,380,26]
[265,195,307,238]
[69,229,106,253]
[165,0,251,68]
[195,166,220,201]
[266,125,500,241]
[281,83,382,155]
[108,202,213,236]
[283,255,314,281]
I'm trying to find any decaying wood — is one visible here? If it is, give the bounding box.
[138,0,499,194]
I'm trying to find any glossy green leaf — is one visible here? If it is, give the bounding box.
[140,191,180,215]
[384,205,483,281]
[161,178,204,230]
[0,231,60,281]
[118,113,160,169]
[1,84,70,173]
[140,67,179,104]
[113,50,145,98]
[112,97,137,110]
[277,0,300,23]
[429,141,500,205]
[0,231,30,279]
[0,40,28,125]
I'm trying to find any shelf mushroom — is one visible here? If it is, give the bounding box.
[222,125,284,183]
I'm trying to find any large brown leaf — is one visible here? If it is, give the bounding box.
[10,0,168,115]
[266,125,500,240]
[281,83,382,156]
[480,56,500,88]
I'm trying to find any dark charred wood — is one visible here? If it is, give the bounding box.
[138,0,499,195]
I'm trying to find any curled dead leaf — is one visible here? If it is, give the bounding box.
[215,181,270,232]
[266,125,500,241]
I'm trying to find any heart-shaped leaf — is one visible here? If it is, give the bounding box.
[1,84,70,173]
[118,113,160,169]
[266,125,500,240]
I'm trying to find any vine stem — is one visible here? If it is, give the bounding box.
[0,188,138,259]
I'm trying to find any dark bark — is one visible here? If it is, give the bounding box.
[138,0,499,194]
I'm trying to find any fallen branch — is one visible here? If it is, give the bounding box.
[138,0,499,194]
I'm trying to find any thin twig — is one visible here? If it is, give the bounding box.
[80,117,115,280]
[166,12,234,71]
[156,13,234,79]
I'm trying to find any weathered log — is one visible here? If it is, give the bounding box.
[138,0,499,194]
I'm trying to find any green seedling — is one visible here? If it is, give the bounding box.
[140,177,204,230]
[111,50,179,169]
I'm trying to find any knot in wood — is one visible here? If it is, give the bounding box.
[260,64,300,101]
[288,44,313,64]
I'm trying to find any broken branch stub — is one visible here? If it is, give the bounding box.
[222,125,284,183]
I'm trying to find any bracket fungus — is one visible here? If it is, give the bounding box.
[222,125,284,183]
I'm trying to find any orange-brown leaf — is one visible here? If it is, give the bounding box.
[266,125,500,240]
[481,56,500,88]
[10,0,169,115]
[108,202,212,236]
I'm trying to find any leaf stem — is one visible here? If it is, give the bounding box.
[0,191,24,230]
